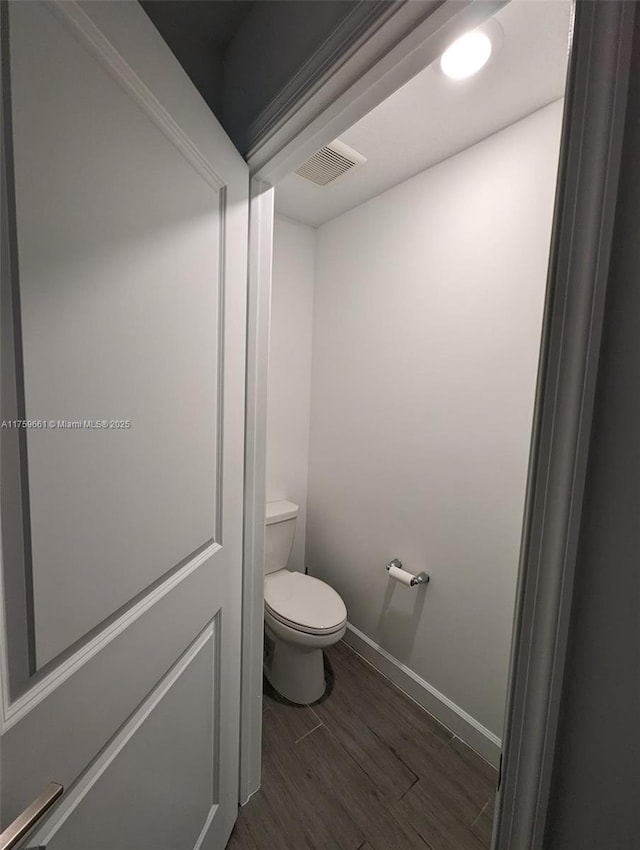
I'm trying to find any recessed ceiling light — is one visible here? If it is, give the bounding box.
[440,31,493,80]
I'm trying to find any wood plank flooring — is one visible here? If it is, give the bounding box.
[227,641,497,850]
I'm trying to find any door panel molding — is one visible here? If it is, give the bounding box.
[0,0,36,695]
[1,0,231,698]
[0,541,220,733]
[6,0,227,668]
[2,545,229,829]
[46,1,224,193]
[28,618,220,848]
[214,186,227,548]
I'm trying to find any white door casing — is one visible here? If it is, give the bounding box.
[240,0,634,846]
[0,2,248,848]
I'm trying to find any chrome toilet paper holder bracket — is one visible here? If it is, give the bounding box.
[386,558,430,587]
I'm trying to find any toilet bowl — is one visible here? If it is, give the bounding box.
[263,501,347,704]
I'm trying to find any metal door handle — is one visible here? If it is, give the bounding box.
[0,782,63,850]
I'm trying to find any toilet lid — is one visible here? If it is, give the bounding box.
[265,571,347,634]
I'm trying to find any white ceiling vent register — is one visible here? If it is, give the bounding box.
[294,139,367,186]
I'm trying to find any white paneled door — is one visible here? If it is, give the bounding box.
[0,2,248,848]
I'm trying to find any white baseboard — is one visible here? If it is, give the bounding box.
[240,784,262,807]
[342,623,502,768]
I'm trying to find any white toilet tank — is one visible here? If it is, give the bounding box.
[265,500,298,575]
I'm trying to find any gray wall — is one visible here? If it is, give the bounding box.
[545,12,640,847]
[306,101,564,738]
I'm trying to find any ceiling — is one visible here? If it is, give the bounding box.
[142,0,383,156]
[274,0,573,227]
[141,1,256,120]
[142,0,254,51]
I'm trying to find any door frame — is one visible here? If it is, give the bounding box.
[239,179,274,805]
[240,3,634,850]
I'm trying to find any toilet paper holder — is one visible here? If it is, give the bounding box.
[386,558,430,587]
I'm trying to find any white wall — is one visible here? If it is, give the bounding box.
[266,216,315,573]
[306,100,564,738]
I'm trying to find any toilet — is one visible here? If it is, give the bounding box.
[263,500,347,704]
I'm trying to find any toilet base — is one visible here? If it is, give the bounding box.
[264,626,326,704]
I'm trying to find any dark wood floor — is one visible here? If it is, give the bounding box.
[227,641,497,850]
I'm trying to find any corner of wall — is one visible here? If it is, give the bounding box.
[266,215,318,574]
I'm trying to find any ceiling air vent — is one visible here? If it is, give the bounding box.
[295,140,367,187]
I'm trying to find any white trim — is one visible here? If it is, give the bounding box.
[214,186,227,544]
[192,804,219,850]
[243,1,399,155]
[494,4,634,849]
[240,784,262,809]
[343,623,501,767]
[45,1,224,191]
[238,181,274,804]
[249,0,506,184]
[0,542,220,733]
[29,622,216,846]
